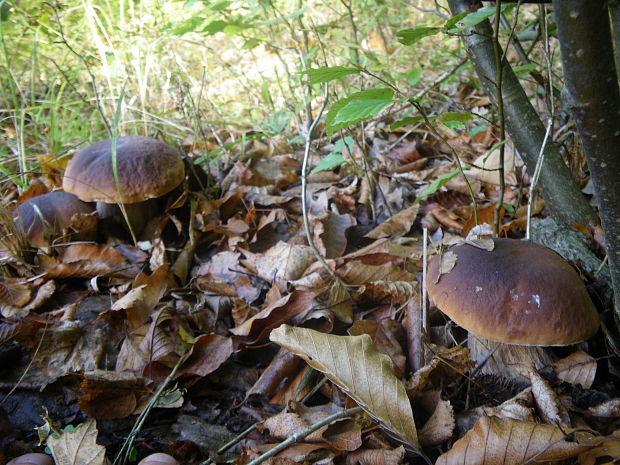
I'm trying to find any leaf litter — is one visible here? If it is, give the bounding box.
[0,114,616,465]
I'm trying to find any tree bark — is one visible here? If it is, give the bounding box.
[553,0,620,324]
[447,0,598,227]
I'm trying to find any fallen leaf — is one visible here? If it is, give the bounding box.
[78,370,149,419]
[47,418,106,465]
[529,369,571,428]
[345,445,405,465]
[270,325,419,449]
[553,350,597,389]
[231,291,316,345]
[419,398,454,447]
[579,434,620,465]
[365,204,420,239]
[436,416,592,465]
[175,334,233,378]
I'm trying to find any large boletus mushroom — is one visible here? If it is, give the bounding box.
[12,191,96,248]
[62,136,184,236]
[426,238,600,378]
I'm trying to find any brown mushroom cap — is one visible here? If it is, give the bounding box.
[427,238,599,346]
[62,136,184,204]
[13,191,95,246]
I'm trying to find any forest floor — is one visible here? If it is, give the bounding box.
[1,82,618,465]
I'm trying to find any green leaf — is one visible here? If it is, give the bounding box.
[333,98,393,125]
[311,152,347,174]
[443,12,468,31]
[311,136,354,174]
[170,17,205,35]
[402,69,422,86]
[447,4,513,32]
[390,115,424,130]
[513,63,538,78]
[303,66,360,84]
[326,88,395,136]
[415,169,460,202]
[396,27,440,45]
[441,111,473,123]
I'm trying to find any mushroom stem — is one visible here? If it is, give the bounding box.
[96,198,159,236]
[468,334,554,380]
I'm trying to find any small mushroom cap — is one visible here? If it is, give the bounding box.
[13,192,95,246]
[426,238,599,346]
[63,136,184,204]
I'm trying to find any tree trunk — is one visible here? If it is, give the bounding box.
[447,0,598,227]
[553,0,620,324]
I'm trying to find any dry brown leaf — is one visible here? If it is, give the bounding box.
[231,291,316,345]
[0,280,31,307]
[529,369,571,428]
[314,211,356,259]
[338,261,415,285]
[243,242,317,292]
[345,445,405,465]
[111,265,170,328]
[365,204,420,239]
[263,411,327,442]
[0,280,55,318]
[348,320,406,379]
[407,346,472,395]
[39,243,139,279]
[175,334,233,378]
[329,279,353,323]
[419,398,454,447]
[587,398,620,418]
[270,324,419,449]
[47,418,106,465]
[579,434,620,465]
[78,370,148,419]
[29,321,104,386]
[436,416,592,465]
[355,280,418,304]
[553,350,597,389]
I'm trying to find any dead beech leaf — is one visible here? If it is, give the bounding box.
[431,250,457,284]
[436,416,592,465]
[587,398,620,418]
[39,243,138,279]
[78,370,148,419]
[338,261,416,285]
[345,446,405,465]
[553,350,597,389]
[365,204,420,239]
[243,241,317,291]
[230,291,316,345]
[419,398,454,447]
[329,279,353,323]
[314,210,356,259]
[175,333,233,378]
[579,434,620,465]
[1,280,55,318]
[0,280,31,307]
[529,369,571,428]
[47,418,106,465]
[270,325,419,449]
[356,280,418,304]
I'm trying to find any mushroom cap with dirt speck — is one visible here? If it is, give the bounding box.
[426,238,600,346]
[13,191,95,247]
[62,136,184,204]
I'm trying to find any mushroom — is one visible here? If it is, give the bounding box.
[426,237,600,379]
[62,136,185,236]
[12,191,96,247]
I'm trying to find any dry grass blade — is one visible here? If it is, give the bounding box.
[270,324,419,449]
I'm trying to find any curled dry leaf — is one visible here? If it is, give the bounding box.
[432,250,457,284]
[553,350,597,389]
[578,433,620,465]
[419,398,454,447]
[355,280,418,304]
[0,280,31,307]
[587,398,620,418]
[0,280,55,318]
[78,370,149,419]
[345,445,406,465]
[365,204,420,239]
[270,324,419,449]
[529,369,571,428]
[407,346,472,396]
[313,210,356,259]
[436,416,593,465]
[47,418,106,465]
[230,291,316,345]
